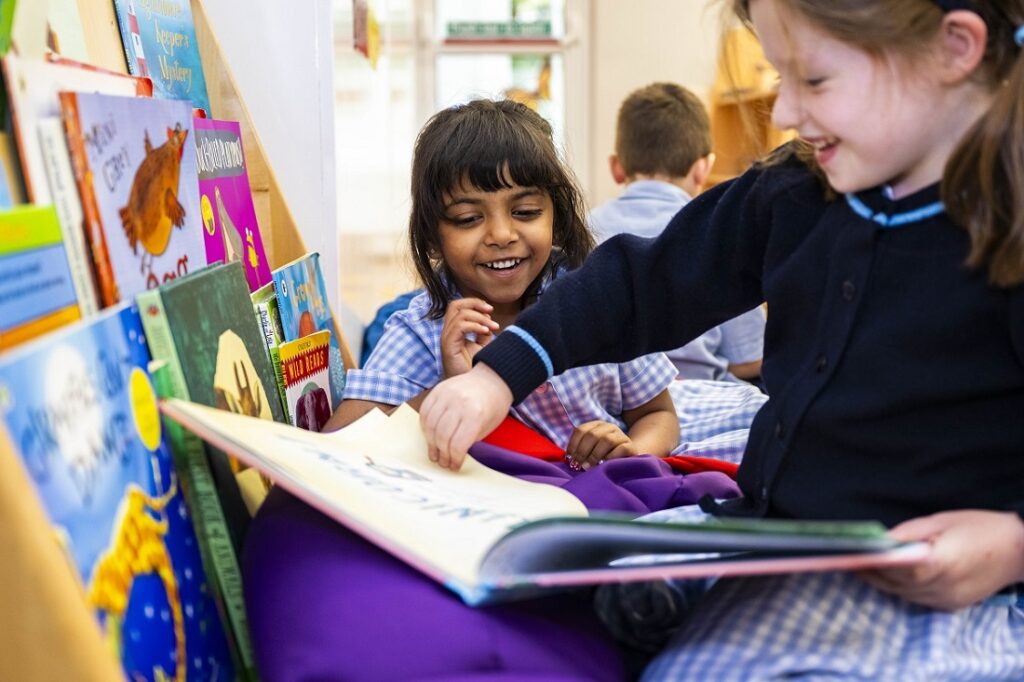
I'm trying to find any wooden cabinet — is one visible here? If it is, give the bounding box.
[708,26,793,186]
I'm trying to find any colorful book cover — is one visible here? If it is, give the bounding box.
[37,117,100,317]
[60,91,207,306]
[0,303,234,680]
[137,261,281,681]
[251,281,288,421]
[0,205,81,351]
[272,252,345,408]
[1,52,152,204]
[278,329,333,432]
[112,0,211,115]
[194,118,271,292]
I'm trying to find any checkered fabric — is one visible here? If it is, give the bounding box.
[598,504,1024,681]
[345,286,766,460]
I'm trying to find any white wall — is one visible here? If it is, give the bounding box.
[587,1,721,208]
[199,0,341,313]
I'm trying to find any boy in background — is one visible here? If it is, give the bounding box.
[590,82,765,384]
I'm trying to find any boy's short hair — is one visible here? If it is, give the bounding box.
[615,82,712,178]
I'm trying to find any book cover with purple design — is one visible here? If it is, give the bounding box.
[193,118,271,292]
[0,303,233,680]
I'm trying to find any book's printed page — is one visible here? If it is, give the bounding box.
[278,329,332,431]
[60,91,206,305]
[193,118,271,291]
[2,52,150,204]
[0,205,81,350]
[0,304,233,680]
[112,0,211,114]
[272,253,345,408]
[159,400,587,595]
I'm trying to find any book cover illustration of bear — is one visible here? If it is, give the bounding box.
[112,0,211,115]
[193,117,271,292]
[60,91,207,306]
[0,303,233,680]
[278,329,333,432]
[272,253,345,408]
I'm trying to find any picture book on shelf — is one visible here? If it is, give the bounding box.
[278,329,333,431]
[1,51,152,204]
[251,281,288,420]
[60,91,207,306]
[193,117,271,291]
[137,260,280,681]
[112,0,211,115]
[37,116,99,316]
[0,205,81,351]
[272,252,345,408]
[160,400,931,607]
[0,303,234,681]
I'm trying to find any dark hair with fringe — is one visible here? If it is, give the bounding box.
[730,0,1024,286]
[409,99,594,318]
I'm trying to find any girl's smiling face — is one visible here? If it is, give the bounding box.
[439,178,554,324]
[751,0,965,198]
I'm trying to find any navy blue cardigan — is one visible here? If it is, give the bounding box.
[476,155,1024,527]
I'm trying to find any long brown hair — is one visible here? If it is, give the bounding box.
[408,99,593,318]
[731,0,1024,286]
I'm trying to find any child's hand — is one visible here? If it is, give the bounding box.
[420,363,513,471]
[858,509,1024,610]
[566,420,639,470]
[440,298,500,379]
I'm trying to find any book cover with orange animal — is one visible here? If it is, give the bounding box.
[193,117,271,292]
[59,91,207,307]
[0,303,234,679]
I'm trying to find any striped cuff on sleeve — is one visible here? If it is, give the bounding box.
[473,325,552,405]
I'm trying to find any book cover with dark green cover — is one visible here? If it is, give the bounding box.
[138,260,282,681]
[157,260,284,426]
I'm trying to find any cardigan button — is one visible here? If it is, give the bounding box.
[775,421,785,439]
[815,355,828,372]
[842,280,856,301]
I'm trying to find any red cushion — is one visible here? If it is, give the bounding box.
[482,416,739,479]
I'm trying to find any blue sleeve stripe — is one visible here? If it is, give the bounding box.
[506,326,554,378]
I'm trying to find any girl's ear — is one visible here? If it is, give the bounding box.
[937,10,987,84]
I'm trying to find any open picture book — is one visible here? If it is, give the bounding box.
[159,399,930,606]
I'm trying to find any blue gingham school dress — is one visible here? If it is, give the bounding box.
[344,287,767,462]
[598,505,1024,682]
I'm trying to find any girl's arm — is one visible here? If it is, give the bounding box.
[859,509,1024,610]
[566,389,679,470]
[323,398,394,431]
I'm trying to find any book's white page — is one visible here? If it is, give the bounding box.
[160,400,587,589]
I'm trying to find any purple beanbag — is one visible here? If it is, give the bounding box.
[242,448,740,681]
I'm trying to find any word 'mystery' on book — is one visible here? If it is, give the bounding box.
[113,0,211,115]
